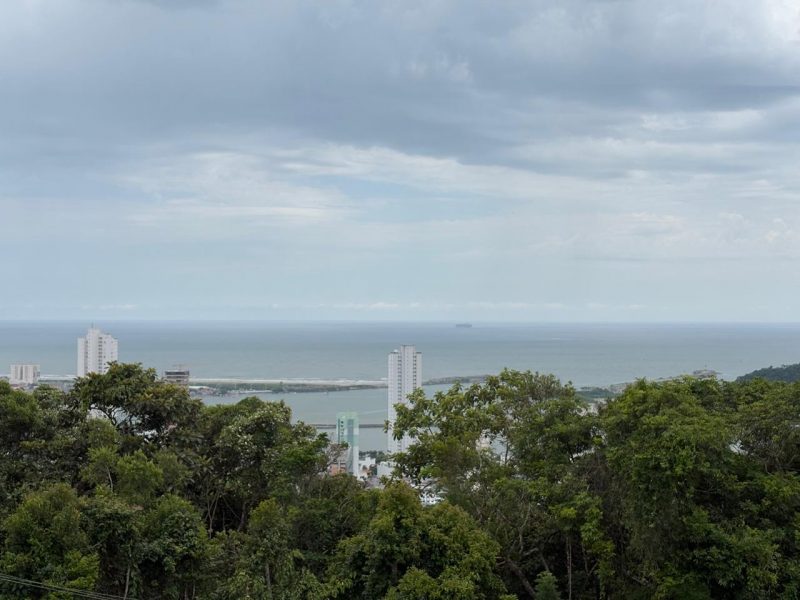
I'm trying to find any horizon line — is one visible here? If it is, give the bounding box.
[1,318,799,325]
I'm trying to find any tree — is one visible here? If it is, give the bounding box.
[392,370,610,598]
[324,482,512,599]
[287,474,378,577]
[600,378,792,598]
[0,484,98,598]
[137,495,210,599]
[116,450,165,506]
[5,364,800,599]
[0,382,47,512]
[208,400,329,531]
[219,498,323,600]
[0,382,97,515]
[70,363,202,449]
[733,379,800,473]
[534,572,561,600]
[83,487,142,598]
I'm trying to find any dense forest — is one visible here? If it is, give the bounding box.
[1,364,800,599]
[737,362,800,383]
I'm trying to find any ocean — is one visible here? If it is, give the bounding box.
[2,321,799,449]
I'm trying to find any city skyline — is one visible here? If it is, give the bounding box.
[2,1,799,322]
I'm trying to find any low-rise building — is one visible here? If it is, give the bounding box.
[164,366,190,387]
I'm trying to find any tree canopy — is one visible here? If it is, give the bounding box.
[1,365,800,599]
[737,362,800,383]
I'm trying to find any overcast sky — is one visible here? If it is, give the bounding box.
[2,0,799,321]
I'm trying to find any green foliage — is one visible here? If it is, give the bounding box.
[325,482,511,599]
[737,362,800,383]
[599,377,800,598]
[0,381,44,447]
[534,571,561,600]
[82,487,141,597]
[733,379,800,473]
[0,367,338,598]
[138,494,210,599]
[3,364,800,599]
[0,382,90,514]
[70,362,203,448]
[393,371,800,599]
[116,450,165,506]
[0,484,99,598]
[81,446,118,488]
[287,474,379,577]
[195,397,331,533]
[392,370,609,598]
[219,498,322,599]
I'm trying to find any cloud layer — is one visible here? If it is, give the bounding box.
[2,0,799,320]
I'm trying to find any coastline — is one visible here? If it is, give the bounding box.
[26,368,721,402]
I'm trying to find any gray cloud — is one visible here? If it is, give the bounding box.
[3,1,798,154]
[1,0,799,320]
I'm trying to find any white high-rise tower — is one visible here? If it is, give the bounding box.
[387,345,422,454]
[77,326,118,377]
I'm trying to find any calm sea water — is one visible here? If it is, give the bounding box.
[2,321,799,449]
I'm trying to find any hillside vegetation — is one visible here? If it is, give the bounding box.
[737,362,800,383]
[1,364,800,599]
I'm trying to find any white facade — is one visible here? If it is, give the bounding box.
[9,364,40,386]
[387,345,422,454]
[77,327,118,377]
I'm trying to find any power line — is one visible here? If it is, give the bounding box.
[0,573,128,599]
[0,572,135,600]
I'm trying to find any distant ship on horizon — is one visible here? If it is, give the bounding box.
[455,323,473,328]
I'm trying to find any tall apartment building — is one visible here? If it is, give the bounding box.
[336,411,360,475]
[387,345,422,454]
[9,364,40,386]
[77,327,118,377]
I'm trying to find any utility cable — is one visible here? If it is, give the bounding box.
[0,572,136,600]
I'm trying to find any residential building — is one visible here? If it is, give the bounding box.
[9,364,40,386]
[336,411,359,475]
[77,326,118,377]
[387,345,422,454]
[164,366,190,387]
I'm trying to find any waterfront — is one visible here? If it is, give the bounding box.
[3,320,800,449]
[198,384,453,451]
